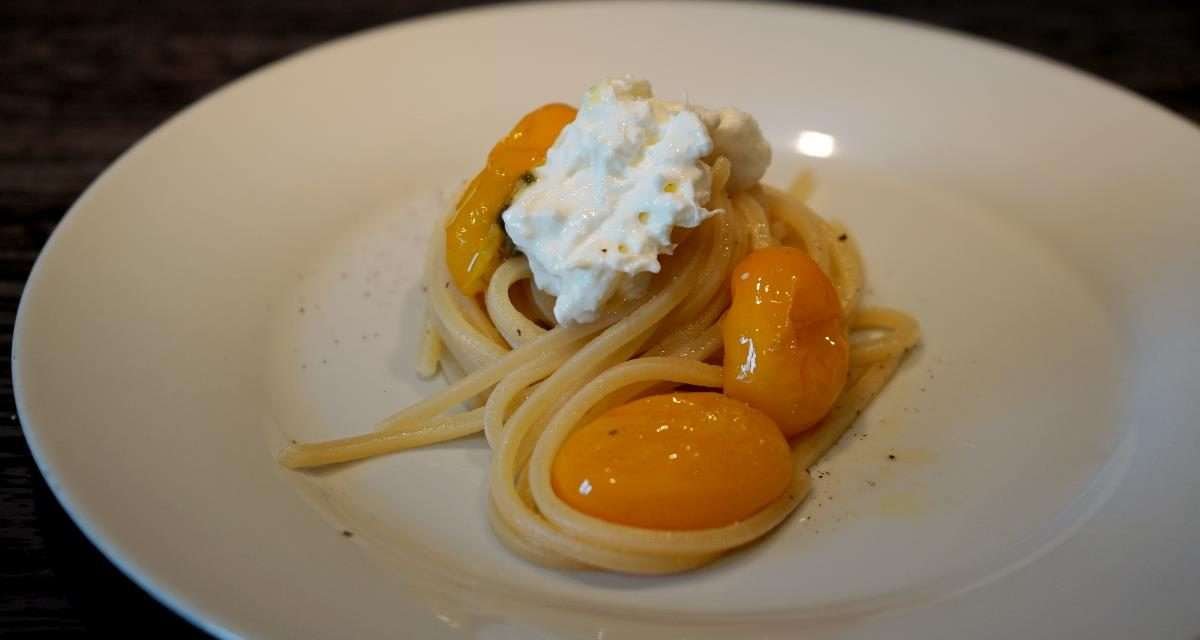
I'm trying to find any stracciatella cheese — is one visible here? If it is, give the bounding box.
[503,77,770,324]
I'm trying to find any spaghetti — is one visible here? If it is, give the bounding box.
[280,152,919,573]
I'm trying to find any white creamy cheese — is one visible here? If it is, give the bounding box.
[690,106,773,192]
[502,77,771,324]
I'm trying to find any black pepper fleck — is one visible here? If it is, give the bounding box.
[516,329,523,336]
[341,530,354,538]
[888,454,896,460]
[608,429,618,436]
[837,234,848,242]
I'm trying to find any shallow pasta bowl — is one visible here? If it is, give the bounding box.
[14,2,1200,637]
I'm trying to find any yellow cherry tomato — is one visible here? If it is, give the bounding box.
[551,392,792,530]
[445,103,576,295]
[723,246,849,437]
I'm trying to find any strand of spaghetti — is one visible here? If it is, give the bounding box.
[849,307,922,366]
[415,305,442,379]
[287,317,619,467]
[485,256,549,348]
[415,234,448,378]
[644,188,744,353]
[493,363,722,573]
[591,321,724,420]
[436,348,466,385]
[486,497,588,570]
[653,211,733,338]
[736,191,775,250]
[436,349,489,410]
[427,225,508,354]
[482,337,587,448]
[280,408,484,469]
[770,218,792,245]
[484,319,657,453]
[709,157,732,209]
[488,225,718,571]
[788,169,815,202]
[493,216,714,465]
[599,216,734,412]
[527,358,812,558]
[719,187,753,268]
[646,162,736,343]
[645,289,728,358]
[828,221,863,317]
[791,357,903,470]
[428,257,506,372]
[281,321,598,469]
[758,185,831,276]
[529,285,558,327]
[490,490,721,573]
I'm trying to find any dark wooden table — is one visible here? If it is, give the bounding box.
[3,1,1198,635]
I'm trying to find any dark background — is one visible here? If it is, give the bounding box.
[2,0,1198,635]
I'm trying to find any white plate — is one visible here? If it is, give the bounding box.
[15,2,1200,638]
